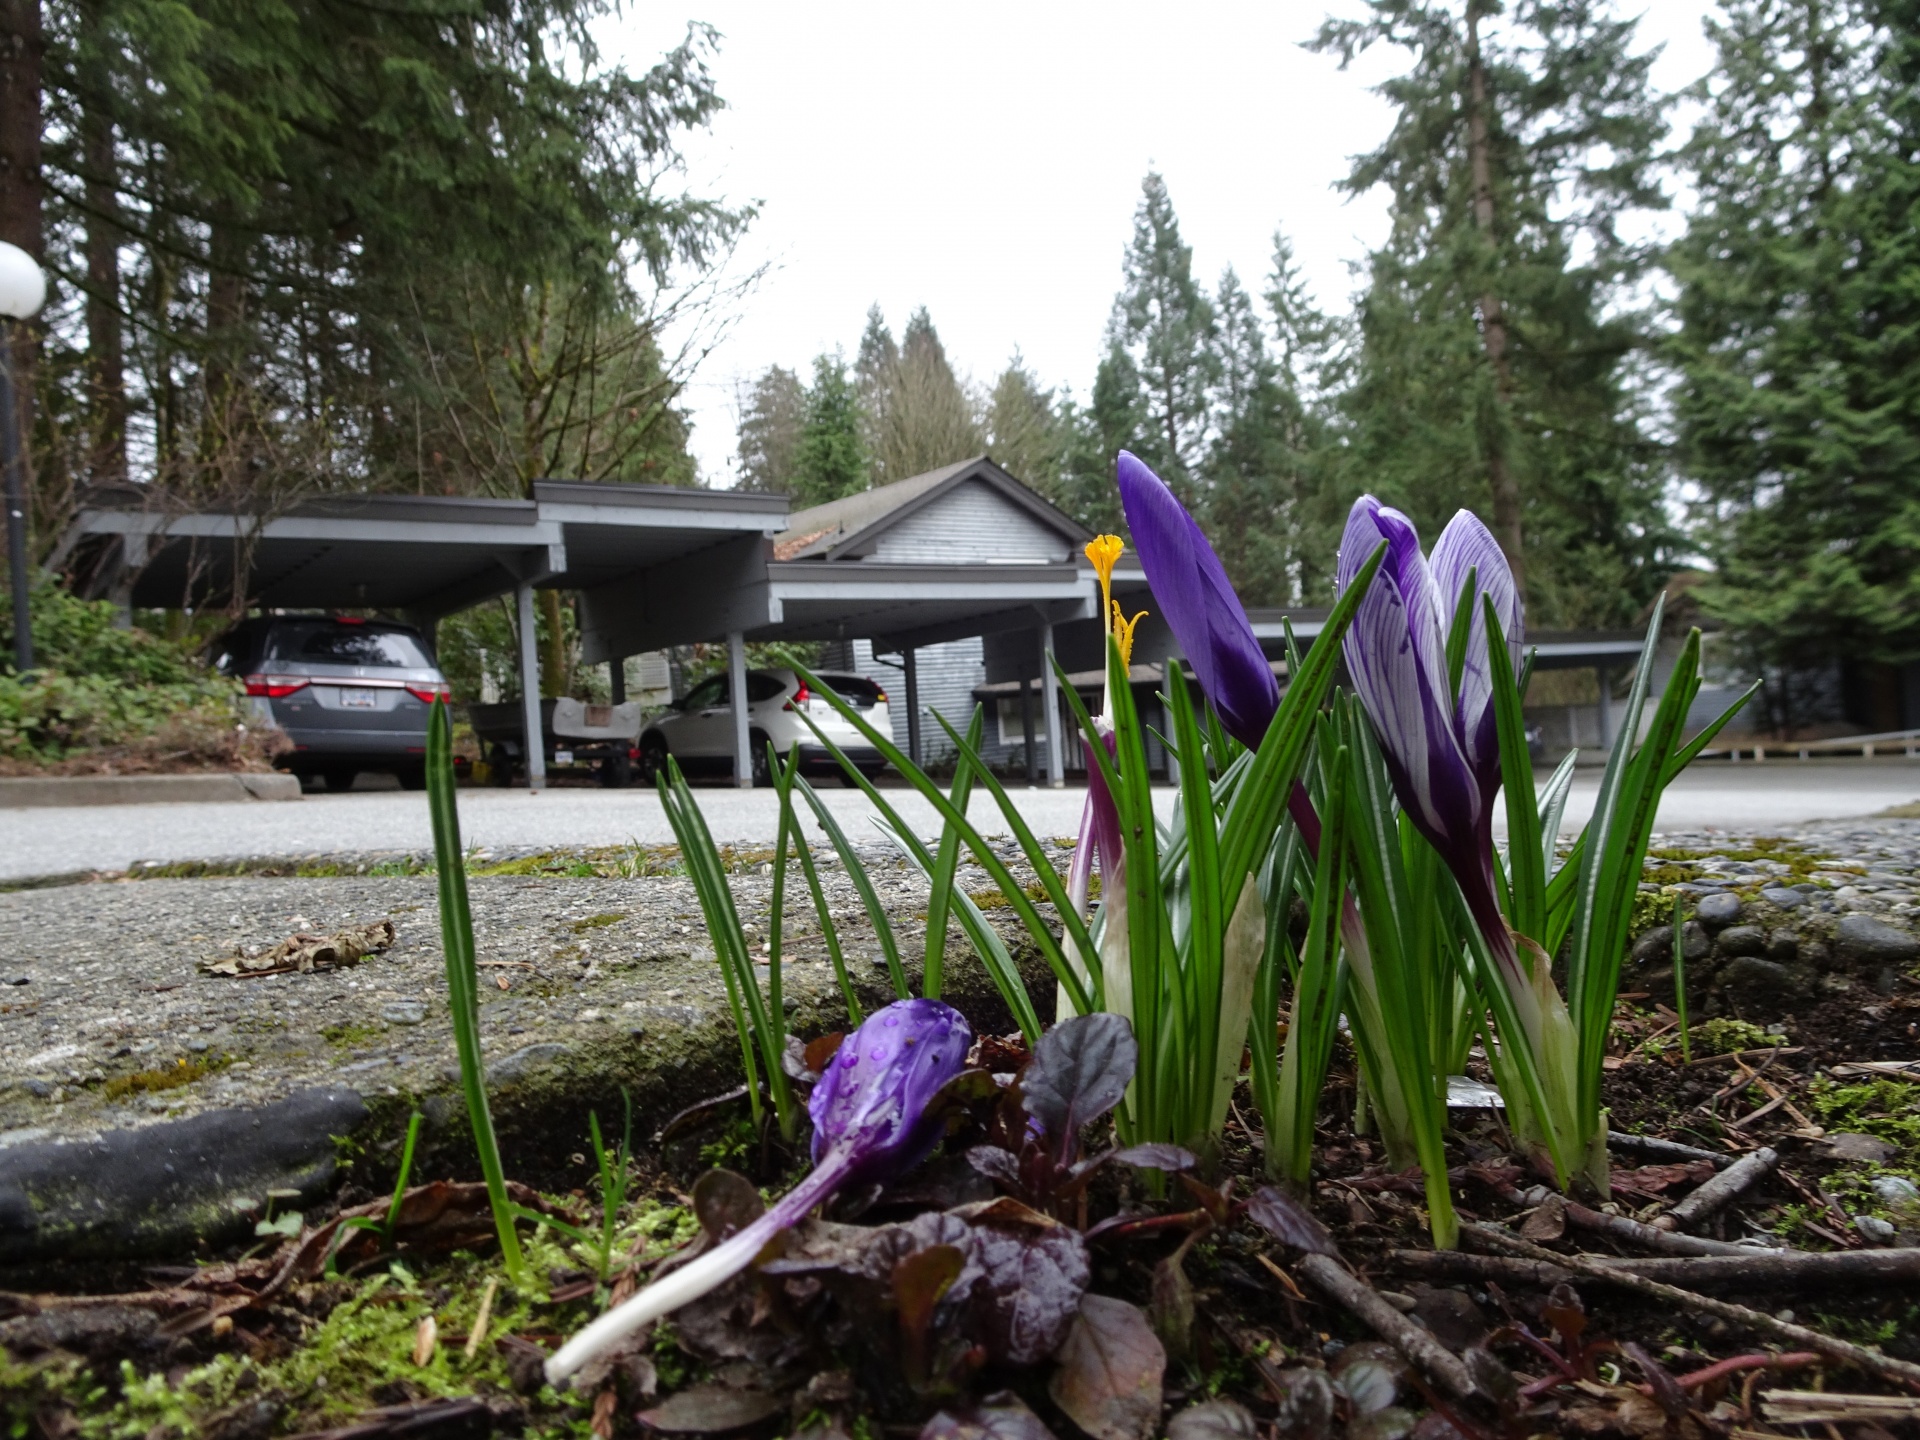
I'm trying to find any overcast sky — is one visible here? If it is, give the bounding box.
[601,2,1722,488]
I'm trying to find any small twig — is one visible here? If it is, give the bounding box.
[1289,1252,1476,1400]
[1761,1391,1920,1425]
[1501,1187,1755,1256]
[1608,1131,1733,1169]
[1686,1047,1805,1068]
[1728,1093,1791,1131]
[1462,1223,1920,1392]
[1656,1148,1777,1231]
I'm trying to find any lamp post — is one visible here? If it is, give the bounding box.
[0,242,45,674]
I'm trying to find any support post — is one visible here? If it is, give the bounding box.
[608,655,626,705]
[1039,621,1064,788]
[1021,675,1037,785]
[903,646,922,767]
[1596,665,1613,750]
[516,582,546,792]
[0,344,30,672]
[728,630,752,788]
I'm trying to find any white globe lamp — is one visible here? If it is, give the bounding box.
[0,242,44,320]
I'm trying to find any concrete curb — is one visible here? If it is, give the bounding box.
[0,772,302,808]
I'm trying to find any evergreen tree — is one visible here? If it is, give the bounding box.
[986,354,1066,493]
[736,365,807,494]
[27,0,741,542]
[862,306,982,483]
[853,304,899,465]
[1669,0,1920,722]
[1315,0,1673,624]
[1110,172,1218,501]
[792,355,869,508]
[1053,342,1143,537]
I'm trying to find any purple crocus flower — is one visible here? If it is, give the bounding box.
[1333,497,1522,939]
[1116,451,1278,749]
[547,999,972,1384]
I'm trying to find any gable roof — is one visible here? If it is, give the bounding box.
[772,456,1092,562]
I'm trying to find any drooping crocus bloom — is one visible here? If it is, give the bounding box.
[546,998,971,1385]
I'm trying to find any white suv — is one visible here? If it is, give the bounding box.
[637,669,892,787]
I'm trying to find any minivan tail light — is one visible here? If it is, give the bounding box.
[784,681,810,712]
[406,681,453,704]
[875,689,888,705]
[244,673,309,698]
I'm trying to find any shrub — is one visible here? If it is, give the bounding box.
[0,583,273,769]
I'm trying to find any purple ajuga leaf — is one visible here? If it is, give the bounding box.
[1335,497,1483,863]
[547,999,972,1385]
[1021,1011,1137,1143]
[1428,509,1523,806]
[1116,452,1278,748]
[1245,1185,1340,1257]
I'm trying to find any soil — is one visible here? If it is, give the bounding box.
[3,824,1917,1440]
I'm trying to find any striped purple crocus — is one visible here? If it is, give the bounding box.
[1335,497,1579,1179]
[546,998,972,1385]
[1332,497,1520,942]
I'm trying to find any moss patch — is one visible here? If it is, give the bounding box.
[567,913,625,933]
[1809,1076,1920,1165]
[98,1054,230,1101]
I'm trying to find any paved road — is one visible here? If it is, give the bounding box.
[3,759,1916,882]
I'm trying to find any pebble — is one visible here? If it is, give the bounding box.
[380,999,428,1025]
[1871,1175,1920,1208]
[1695,892,1744,927]
[1855,1215,1897,1243]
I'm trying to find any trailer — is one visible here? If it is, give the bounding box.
[467,698,643,786]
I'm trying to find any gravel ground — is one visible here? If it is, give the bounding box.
[2,760,1917,883]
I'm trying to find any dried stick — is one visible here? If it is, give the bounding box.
[1503,1188,1754,1256]
[1608,1131,1733,1168]
[1291,1252,1476,1400]
[1393,1247,1920,1291]
[1462,1223,1920,1392]
[1656,1148,1777,1231]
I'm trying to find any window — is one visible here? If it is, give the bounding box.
[682,675,727,710]
[270,621,433,668]
[747,673,788,703]
[819,673,884,708]
[995,695,1049,748]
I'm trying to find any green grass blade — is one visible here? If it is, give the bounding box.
[922,707,986,998]
[425,700,526,1282]
[1485,594,1544,940]
[789,691,1092,1015]
[773,746,863,1023]
[873,811,1042,1041]
[789,771,910,1001]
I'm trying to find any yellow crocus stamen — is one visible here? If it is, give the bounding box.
[1111,603,1149,668]
[1085,535,1125,632]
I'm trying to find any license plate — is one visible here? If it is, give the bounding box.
[555,750,574,765]
[340,688,378,709]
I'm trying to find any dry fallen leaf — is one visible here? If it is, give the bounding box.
[1049,1295,1165,1440]
[412,1314,437,1367]
[201,919,397,978]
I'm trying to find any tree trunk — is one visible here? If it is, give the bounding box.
[538,587,569,697]
[202,223,248,493]
[82,49,126,487]
[0,0,42,535]
[1465,3,1525,587]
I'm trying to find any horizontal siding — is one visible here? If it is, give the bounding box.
[866,481,1071,564]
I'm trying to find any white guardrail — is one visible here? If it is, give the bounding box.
[1699,727,1920,761]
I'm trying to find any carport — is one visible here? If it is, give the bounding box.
[55,482,789,791]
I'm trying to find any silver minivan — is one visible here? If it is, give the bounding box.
[213,615,451,791]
